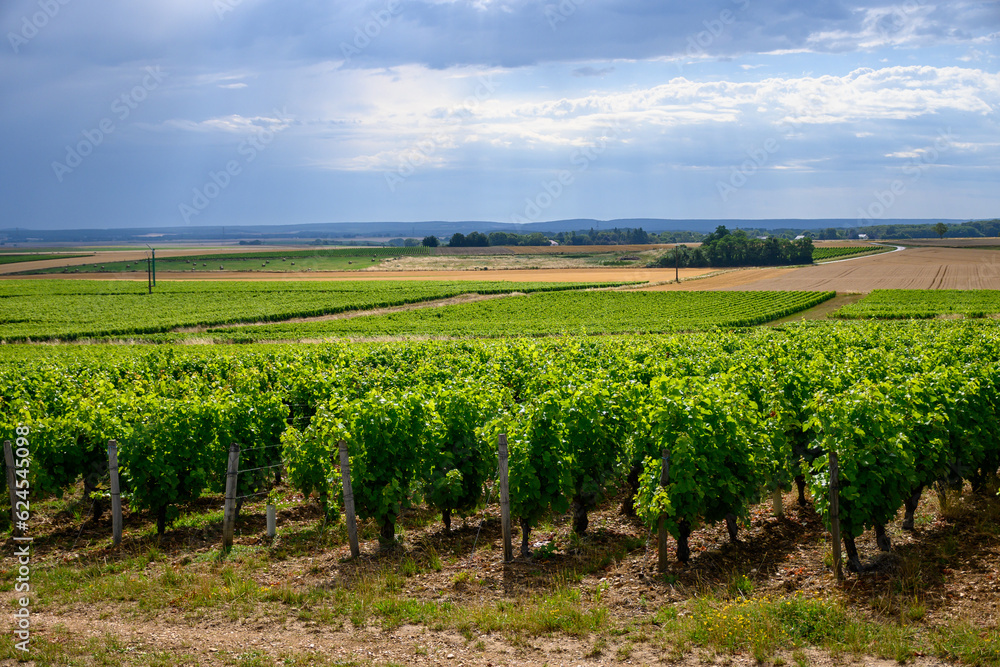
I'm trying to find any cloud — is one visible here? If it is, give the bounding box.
[572,66,615,77]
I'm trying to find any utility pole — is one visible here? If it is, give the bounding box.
[145,244,156,287]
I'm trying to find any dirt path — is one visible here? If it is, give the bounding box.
[767,292,865,325]
[196,292,519,332]
[21,610,947,667]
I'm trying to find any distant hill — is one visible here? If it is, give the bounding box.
[0,219,975,245]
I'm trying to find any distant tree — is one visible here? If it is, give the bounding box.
[403,238,420,247]
[421,235,439,247]
[524,232,549,246]
[448,233,466,247]
[934,222,948,239]
[465,231,490,247]
[488,231,518,246]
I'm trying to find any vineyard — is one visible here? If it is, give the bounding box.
[2,320,998,565]
[210,290,835,341]
[2,317,1000,664]
[835,289,1000,319]
[0,279,625,342]
[811,245,892,261]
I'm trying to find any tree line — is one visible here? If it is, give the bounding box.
[649,226,814,268]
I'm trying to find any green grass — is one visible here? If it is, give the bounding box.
[214,290,836,340]
[835,289,1000,319]
[654,593,928,664]
[0,279,623,341]
[17,247,430,274]
[0,252,91,265]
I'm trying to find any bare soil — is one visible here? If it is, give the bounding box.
[728,247,1000,293]
[6,482,996,666]
[637,268,802,291]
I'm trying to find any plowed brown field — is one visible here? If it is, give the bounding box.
[727,246,1000,292]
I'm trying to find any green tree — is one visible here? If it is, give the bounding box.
[933,222,948,239]
[421,235,439,247]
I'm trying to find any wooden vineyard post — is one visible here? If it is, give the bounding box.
[338,440,360,558]
[829,451,843,581]
[657,449,671,573]
[222,443,240,551]
[108,440,122,546]
[498,434,513,563]
[4,440,20,537]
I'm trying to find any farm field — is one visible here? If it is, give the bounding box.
[1,323,999,665]
[836,289,1000,319]
[0,253,90,266]
[0,267,715,284]
[811,245,891,261]
[17,247,431,275]
[3,241,896,278]
[728,246,1000,292]
[210,290,835,341]
[0,246,300,275]
[0,279,626,342]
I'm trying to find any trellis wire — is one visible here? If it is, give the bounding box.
[470,463,502,555]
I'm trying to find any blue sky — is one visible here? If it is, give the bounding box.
[1,0,997,230]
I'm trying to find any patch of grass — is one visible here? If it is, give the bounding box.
[655,593,922,664]
[932,623,1000,666]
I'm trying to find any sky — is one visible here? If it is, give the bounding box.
[1,0,998,231]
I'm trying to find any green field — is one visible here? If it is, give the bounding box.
[812,245,891,261]
[0,279,625,341]
[835,289,1000,319]
[0,253,91,265]
[17,246,431,274]
[212,290,836,341]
